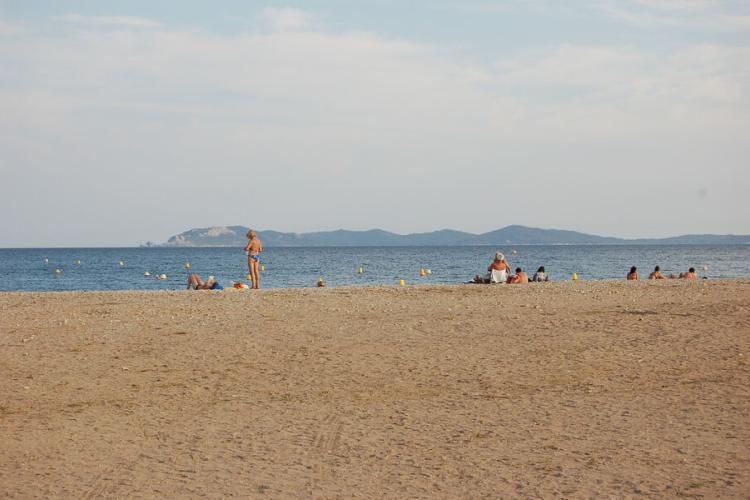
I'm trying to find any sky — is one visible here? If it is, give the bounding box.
[1,0,749,247]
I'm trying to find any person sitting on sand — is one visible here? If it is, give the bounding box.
[681,267,697,280]
[187,274,222,290]
[627,266,638,280]
[648,266,665,280]
[507,267,528,284]
[473,252,510,284]
[531,266,549,282]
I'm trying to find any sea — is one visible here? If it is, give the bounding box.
[0,245,748,292]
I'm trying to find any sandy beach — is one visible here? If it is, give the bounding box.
[1,280,749,498]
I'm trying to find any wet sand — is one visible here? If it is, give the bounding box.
[1,280,749,497]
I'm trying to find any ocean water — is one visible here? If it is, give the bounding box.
[0,245,748,292]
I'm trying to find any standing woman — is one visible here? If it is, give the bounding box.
[244,229,263,289]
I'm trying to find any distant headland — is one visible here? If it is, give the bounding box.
[161,225,750,247]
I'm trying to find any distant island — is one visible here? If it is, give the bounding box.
[162,225,750,247]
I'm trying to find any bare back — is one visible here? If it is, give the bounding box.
[488,260,509,272]
[247,238,262,256]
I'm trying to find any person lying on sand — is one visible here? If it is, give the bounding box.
[648,266,665,280]
[531,266,549,282]
[507,267,528,284]
[187,274,222,290]
[473,252,511,283]
[627,266,638,280]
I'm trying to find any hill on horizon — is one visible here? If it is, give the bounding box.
[162,225,750,247]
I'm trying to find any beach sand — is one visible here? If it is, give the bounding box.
[1,280,749,498]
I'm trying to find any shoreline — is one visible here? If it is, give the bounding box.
[1,277,747,295]
[3,242,750,249]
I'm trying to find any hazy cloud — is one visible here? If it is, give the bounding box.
[497,42,748,104]
[0,18,23,36]
[57,14,162,29]
[261,7,314,31]
[628,0,720,10]
[602,0,750,30]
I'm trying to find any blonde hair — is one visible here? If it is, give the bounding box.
[246,229,256,239]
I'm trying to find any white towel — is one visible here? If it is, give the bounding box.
[489,269,508,284]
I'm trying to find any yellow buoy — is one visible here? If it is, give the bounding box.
[159,274,167,280]
[357,267,364,274]
[261,264,266,272]
[572,272,578,281]
[75,259,81,265]
[317,277,325,287]
[144,271,151,277]
[399,279,405,286]
[184,262,191,269]
[512,249,517,255]
[419,268,426,277]
[54,268,62,274]
[246,274,253,282]
[119,261,125,267]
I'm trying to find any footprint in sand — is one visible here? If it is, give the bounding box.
[312,414,344,454]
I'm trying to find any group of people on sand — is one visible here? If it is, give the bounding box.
[627,265,698,280]
[187,237,703,290]
[187,230,264,290]
[473,252,549,285]
[473,252,702,284]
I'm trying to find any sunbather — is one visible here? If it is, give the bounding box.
[627,266,638,280]
[681,267,697,280]
[473,252,511,283]
[507,267,528,284]
[648,266,664,280]
[187,274,222,290]
[531,266,549,282]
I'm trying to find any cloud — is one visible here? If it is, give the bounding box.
[2,13,746,140]
[496,42,748,106]
[628,0,719,10]
[601,0,750,30]
[497,45,644,89]
[57,14,162,29]
[0,18,24,36]
[1,15,746,158]
[261,7,313,31]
